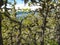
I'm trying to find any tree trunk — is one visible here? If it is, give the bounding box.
[56,24,60,45]
[0,12,3,45]
[58,37,60,45]
[40,16,46,45]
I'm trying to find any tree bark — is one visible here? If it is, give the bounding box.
[0,12,3,45]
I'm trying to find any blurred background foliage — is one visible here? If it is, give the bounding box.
[0,0,60,45]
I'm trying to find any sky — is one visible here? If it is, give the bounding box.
[8,0,24,4]
[6,0,42,10]
[8,0,26,6]
[1,0,58,11]
[2,0,58,9]
[7,0,29,9]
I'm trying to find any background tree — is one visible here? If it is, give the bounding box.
[0,0,60,45]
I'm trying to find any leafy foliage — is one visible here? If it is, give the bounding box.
[0,0,60,45]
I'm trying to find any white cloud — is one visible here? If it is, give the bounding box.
[2,3,42,11]
[30,6,42,11]
[15,4,42,11]
[7,4,12,8]
[15,4,30,9]
[15,4,24,9]
[1,4,12,8]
